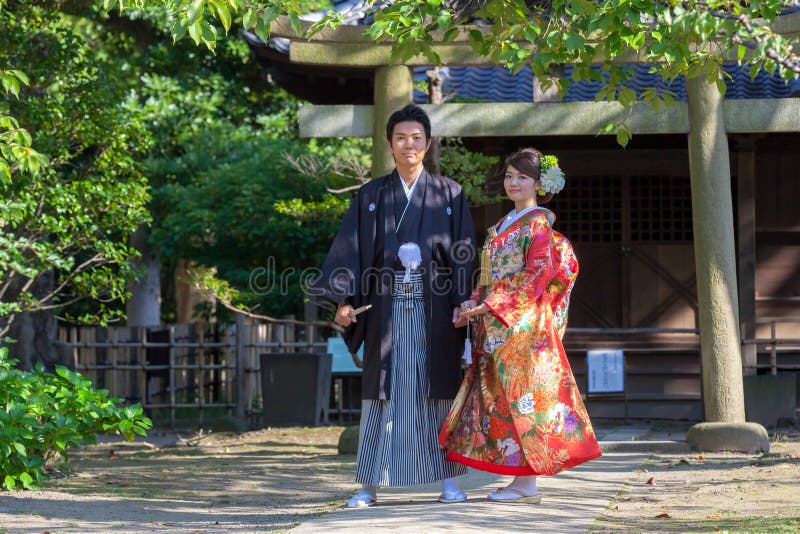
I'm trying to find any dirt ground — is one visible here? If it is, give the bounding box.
[591,427,800,533]
[0,426,357,533]
[1,425,800,533]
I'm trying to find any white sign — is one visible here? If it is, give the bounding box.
[587,349,625,393]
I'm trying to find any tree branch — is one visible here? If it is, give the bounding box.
[202,287,344,333]
[284,153,370,194]
[693,3,800,74]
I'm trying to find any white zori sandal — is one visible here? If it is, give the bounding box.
[487,488,542,503]
[438,489,468,503]
[346,491,377,508]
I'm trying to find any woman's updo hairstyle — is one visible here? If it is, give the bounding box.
[506,147,554,204]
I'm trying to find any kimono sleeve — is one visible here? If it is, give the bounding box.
[469,286,484,304]
[311,190,362,306]
[449,187,478,306]
[482,215,559,328]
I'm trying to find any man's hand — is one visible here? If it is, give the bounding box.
[453,299,477,328]
[335,304,356,327]
[452,306,466,328]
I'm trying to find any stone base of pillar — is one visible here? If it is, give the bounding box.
[686,422,770,454]
[338,425,360,455]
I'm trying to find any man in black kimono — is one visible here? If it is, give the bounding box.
[313,104,477,506]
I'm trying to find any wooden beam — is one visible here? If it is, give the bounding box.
[772,10,800,36]
[298,99,800,138]
[270,13,800,66]
[288,40,637,67]
[271,11,800,42]
[298,105,372,137]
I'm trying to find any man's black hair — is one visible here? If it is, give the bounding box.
[385,104,432,141]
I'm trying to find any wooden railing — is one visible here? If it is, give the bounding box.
[59,316,329,428]
[61,318,799,425]
[742,317,800,375]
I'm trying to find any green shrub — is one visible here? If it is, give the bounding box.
[0,347,152,490]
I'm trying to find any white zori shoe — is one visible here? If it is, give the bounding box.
[346,489,377,508]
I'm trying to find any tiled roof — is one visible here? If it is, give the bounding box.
[415,63,800,103]
[252,0,800,103]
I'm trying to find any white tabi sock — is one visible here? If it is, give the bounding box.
[441,477,461,494]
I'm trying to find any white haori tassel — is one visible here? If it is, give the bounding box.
[398,242,421,283]
[462,322,472,365]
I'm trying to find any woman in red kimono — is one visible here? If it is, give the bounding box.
[439,147,601,503]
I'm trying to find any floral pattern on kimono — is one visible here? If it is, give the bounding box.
[439,208,601,476]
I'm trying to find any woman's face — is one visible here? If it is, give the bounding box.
[504,164,539,203]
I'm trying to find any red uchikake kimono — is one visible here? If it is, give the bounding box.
[439,208,602,476]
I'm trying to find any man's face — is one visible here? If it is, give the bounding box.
[388,121,431,168]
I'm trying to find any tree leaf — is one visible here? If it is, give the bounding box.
[442,27,459,43]
[565,33,583,51]
[468,29,484,49]
[13,442,26,457]
[19,472,33,489]
[242,8,256,30]
[216,5,232,32]
[289,12,302,37]
[616,126,631,147]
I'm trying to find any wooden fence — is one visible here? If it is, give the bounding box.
[59,316,329,428]
[60,317,799,426]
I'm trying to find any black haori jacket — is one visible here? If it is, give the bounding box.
[313,169,477,400]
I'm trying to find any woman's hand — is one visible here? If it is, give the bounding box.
[335,304,356,327]
[453,300,477,328]
[459,302,490,320]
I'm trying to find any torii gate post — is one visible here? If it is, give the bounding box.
[371,66,413,176]
[684,72,769,452]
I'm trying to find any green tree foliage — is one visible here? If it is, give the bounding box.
[440,138,502,206]
[101,11,369,317]
[149,121,362,316]
[0,3,151,336]
[102,0,799,146]
[0,1,367,322]
[0,347,152,490]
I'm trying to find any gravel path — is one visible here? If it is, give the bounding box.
[0,427,356,533]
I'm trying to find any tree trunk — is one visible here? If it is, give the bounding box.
[126,226,161,327]
[3,271,70,370]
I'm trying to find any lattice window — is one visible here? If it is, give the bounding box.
[630,176,693,241]
[550,176,622,242]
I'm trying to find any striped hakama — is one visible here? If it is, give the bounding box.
[354,271,467,487]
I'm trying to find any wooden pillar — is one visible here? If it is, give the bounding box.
[533,65,565,103]
[175,259,202,324]
[423,67,442,175]
[621,174,632,328]
[371,65,413,177]
[736,136,758,376]
[686,72,745,423]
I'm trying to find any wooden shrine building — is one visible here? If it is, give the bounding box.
[245,6,800,424]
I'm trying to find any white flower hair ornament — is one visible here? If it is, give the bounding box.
[538,154,566,197]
